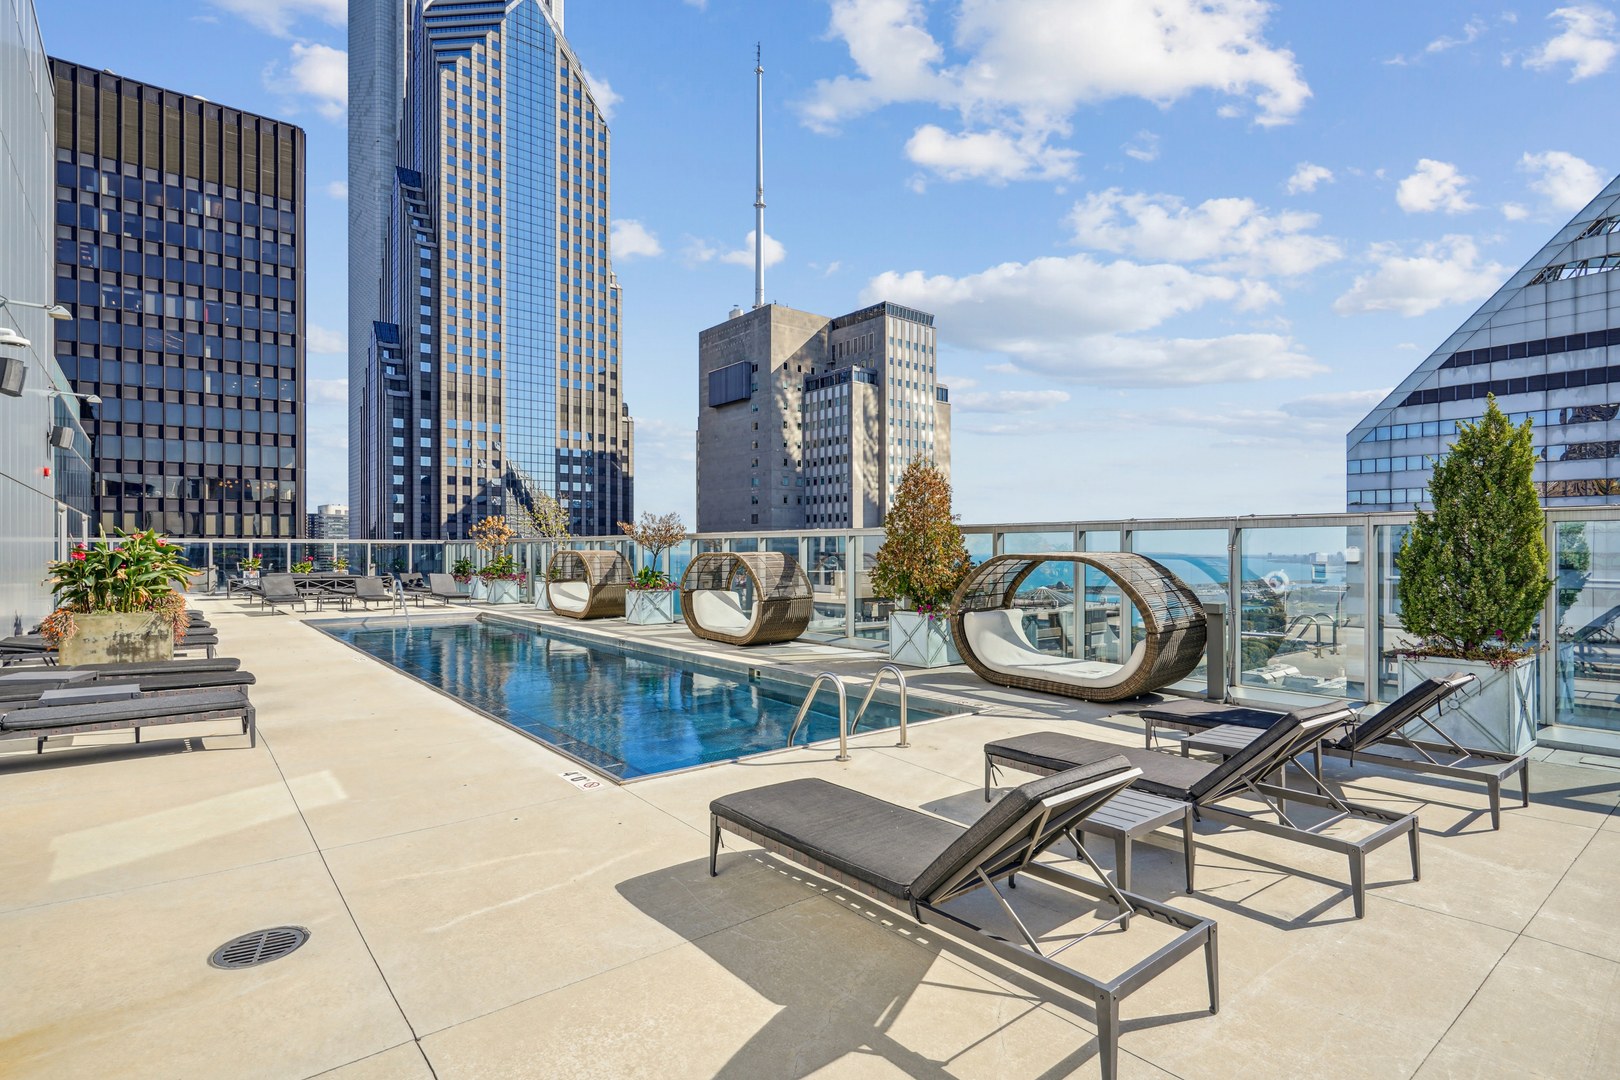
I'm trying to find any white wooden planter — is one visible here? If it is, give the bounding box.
[1397,653,1538,755]
[626,589,677,624]
[889,610,961,668]
[486,579,523,605]
[468,577,489,601]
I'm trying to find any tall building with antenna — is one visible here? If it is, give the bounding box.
[353,0,634,540]
[695,53,951,531]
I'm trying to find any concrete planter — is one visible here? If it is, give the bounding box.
[485,578,523,605]
[1397,652,1538,755]
[626,589,677,625]
[58,611,174,666]
[889,610,960,668]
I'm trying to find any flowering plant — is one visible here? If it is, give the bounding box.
[241,555,262,572]
[630,565,675,591]
[451,557,477,584]
[334,556,349,572]
[41,529,191,645]
[477,553,524,582]
[290,560,315,574]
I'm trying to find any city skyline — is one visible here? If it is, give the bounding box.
[34,1,1620,527]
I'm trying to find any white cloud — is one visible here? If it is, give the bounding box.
[265,42,347,120]
[1386,17,1487,65]
[719,231,785,269]
[1333,236,1507,317]
[1501,202,1530,221]
[582,68,620,121]
[904,124,1078,183]
[209,0,343,37]
[1395,159,1478,214]
[1519,150,1605,211]
[1122,130,1160,163]
[1133,390,1390,446]
[863,253,1320,387]
[1524,5,1618,81]
[802,0,1310,186]
[611,219,662,259]
[953,389,1072,413]
[1067,189,1343,277]
[309,378,348,404]
[1285,162,1333,194]
[325,180,347,200]
[1279,389,1392,418]
[308,325,346,354]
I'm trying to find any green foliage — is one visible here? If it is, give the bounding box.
[1395,396,1550,657]
[290,560,315,574]
[478,553,522,581]
[450,557,477,581]
[631,565,672,590]
[240,555,262,572]
[871,460,973,611]
[44,529,193,644]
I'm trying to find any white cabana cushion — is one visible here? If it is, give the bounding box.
[691,590,756,635]
[550,581,591,613]
[962,608,1146,690]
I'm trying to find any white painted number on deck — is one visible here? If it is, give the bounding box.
[561,770,603,791]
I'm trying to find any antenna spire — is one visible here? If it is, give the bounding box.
[753,44,765,310]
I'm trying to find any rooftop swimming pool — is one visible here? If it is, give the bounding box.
[319,618,960,780]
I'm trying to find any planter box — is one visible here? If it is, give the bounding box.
[1398,653,1538,756]
[486,578,523,605]
[626,589,677,625]
[468,577,489,601]
[58,612,175,666]
[889,610,961,668]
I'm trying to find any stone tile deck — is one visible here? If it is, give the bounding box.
[3,596,1618,1078]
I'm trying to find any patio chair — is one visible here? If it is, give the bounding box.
[350,576,397,610]
[0,686,255,754]
[680,551,813,646]
[984,703,1418,919]
[546,550,632,619]
[258,573,306,614]
[427,573,468,605]
[710,760,1218,1080]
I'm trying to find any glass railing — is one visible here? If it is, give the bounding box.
[112,506,1620,742]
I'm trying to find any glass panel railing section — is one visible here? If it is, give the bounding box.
[1133,528,1229,687]
[964,533,994,565]
[851,534,888,647]
[374,545,408,579]
[1239,526,1366,699]
[804,534,849,641]
[1554,519,1620,733]
[763,535,798,561]
[728,537,759,553]
[1374,524,1413,702]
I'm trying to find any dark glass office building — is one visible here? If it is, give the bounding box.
[48,59,306,537]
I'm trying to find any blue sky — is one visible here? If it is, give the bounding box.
[37,1,1620,527]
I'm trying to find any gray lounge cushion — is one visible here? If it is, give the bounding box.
[0,687,250,732]
[1336,676,1462,751]
[712,778,962,899]
[1138,698,1285,731]
[1184,703,1350,802]
[66,658,242,676]
[910,756,1132,899]
[987,732,1214,800]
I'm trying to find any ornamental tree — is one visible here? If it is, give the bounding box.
[1395,395,1550,657]
[618,511,686,581]
[524,491,573,545]
[871,459,972,612]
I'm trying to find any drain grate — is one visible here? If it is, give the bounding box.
[208,926,310,970]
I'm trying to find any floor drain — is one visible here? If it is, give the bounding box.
[208,926,310,970]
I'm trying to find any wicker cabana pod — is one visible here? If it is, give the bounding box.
[680,552,813,646]
[948,552,1207,702]
[546,549,632,619]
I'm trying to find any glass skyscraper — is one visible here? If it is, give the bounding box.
[355,0,634,541]
[1349,174,1620,508]
[46,59,307,538]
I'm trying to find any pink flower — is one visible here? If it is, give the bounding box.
[70,550,86,561]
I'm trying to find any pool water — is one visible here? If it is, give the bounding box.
[323,620,949,780]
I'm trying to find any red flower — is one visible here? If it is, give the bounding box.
[70,550,86,561]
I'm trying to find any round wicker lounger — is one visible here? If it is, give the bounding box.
[948,552,1207,703]
[680,552,813,646]
[546,549,632,620]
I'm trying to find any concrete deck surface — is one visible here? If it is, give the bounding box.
[3,596,1619,1079]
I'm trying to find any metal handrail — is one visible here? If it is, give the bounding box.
[785,671,851,762]
[849,663,910,748]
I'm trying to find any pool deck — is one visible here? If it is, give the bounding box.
[4,596,1620,1078]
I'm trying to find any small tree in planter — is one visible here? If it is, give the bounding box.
[617,511,685,623]
[471,515,523,603]
[872,460,973,666]
[1394,395,1551,752]
[526,492,573,607]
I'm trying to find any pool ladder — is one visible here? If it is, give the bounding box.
[785,665,910,763]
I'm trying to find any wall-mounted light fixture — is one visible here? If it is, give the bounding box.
[0,355,24,396]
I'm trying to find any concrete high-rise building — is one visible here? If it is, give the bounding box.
[696,301,951,532]
[48,58,307,537]
[307,503,349,538]
[354,0,633,541]
[347,0,405,538]
[1,0,92,629]
[1349,175,1620,508]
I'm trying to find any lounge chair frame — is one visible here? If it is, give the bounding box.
[546,550,631,619]
[949,552,1207,702]
[711,768,1218,1080]
[679,551,813,646]
[0,688,256,755]
[986,706,1419,919]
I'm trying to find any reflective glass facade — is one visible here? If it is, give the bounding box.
[48,59,306,537]
[1349,175,1620,508]
[356,0,633,541]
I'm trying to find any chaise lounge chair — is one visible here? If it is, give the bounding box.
[258,573,307,614]
[0,686,256,754]
[350,576,398,610]
[710,760,1219,1080]
[427,573,468,605]
[1137,674,1527,829]
[984,703,1418,919]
